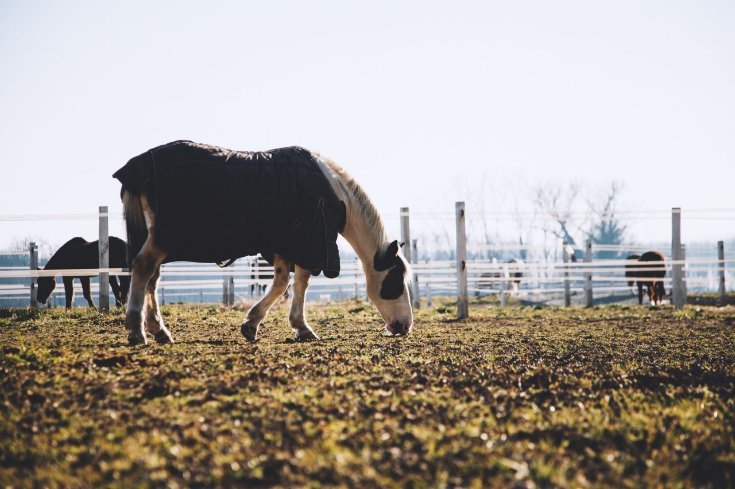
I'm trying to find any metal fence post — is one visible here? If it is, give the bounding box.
[671,207,684,309]
[29,242,38,308]
[718,241,726,306]
[562,241,571,307]
[456,202,468,319]
[411,238,420,310]
[98,206,110,313]
[584,240,593,307]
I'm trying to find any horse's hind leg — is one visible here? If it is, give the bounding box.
[241,254,290,342]
[289,265,319,341]
[63,276,74,308]
[144,266,173,344]
[126,238,166,346]
[110,276,121,307]
[657,282,666,304]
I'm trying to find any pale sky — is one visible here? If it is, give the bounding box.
[1,1,734,251]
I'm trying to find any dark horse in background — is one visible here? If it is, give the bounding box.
[36,237,130,308]
[625,251,666,306]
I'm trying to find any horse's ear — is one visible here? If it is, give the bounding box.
[375,240,400,271]
[387,240,399,257]
[399,242,406,248]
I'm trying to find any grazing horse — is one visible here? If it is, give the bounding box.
[477,258,524,294]
[113,140,413,345]
[36,236,130,308]
[506,258,524,291]
[625,251,666,305]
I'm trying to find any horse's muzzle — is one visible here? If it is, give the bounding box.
[388,320,411,336]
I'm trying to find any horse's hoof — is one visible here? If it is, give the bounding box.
[127,330,147,346]
[241,322,259,342]
[154,329,174,344]
[296,329,320,342]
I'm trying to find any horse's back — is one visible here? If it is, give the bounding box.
[45,237,91,270]
[624,254,641,279]
[113,141,346,276]
[639,251,666,279]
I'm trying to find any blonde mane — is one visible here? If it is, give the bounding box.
[319,157,389,246]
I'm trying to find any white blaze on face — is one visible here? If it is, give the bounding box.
[368,241,413,335]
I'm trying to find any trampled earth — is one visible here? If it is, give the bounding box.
[1,301,734,488]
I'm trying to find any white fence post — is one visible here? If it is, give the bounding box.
[400,207,411,263]
[681,244,688,301]
[228,262,235,306]
[400,207,415,307]
[411,238,420,310]
[222,269,234,306]
[562,241,571,307]
[718,241,726,306]
[456,202,468,319]
[353,257,360,300]
[98,206,110,314]
[584,240,593,307]
[29,242,38,308]
[671,207,684,309]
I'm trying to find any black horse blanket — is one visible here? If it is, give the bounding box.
[113,140,346,278]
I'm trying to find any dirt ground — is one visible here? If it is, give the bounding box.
[1,300,734,488]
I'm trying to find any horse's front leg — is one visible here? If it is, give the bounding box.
[144,267,173,344]
[289,265,319,341]
[63,276,74,309]
[241,254,290,342]
[81,276,95,308]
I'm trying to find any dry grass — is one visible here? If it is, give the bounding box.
[1,300,734,488]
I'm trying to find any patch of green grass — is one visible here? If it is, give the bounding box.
[1,302,734,487]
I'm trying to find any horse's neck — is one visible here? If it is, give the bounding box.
[342,214,376,266]
[315,157,385,269]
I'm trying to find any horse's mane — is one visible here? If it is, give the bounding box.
[320,157,388,246]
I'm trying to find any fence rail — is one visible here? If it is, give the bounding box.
[1,206,732,312]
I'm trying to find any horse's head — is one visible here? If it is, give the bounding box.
[36,267,56,304]
[365,240,413,335]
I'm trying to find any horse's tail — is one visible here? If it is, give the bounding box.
[121,189,147,269]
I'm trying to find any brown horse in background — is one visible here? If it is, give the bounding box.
[625,251,666,305]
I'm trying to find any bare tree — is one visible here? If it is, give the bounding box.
[9,236,51,253]
[508,180,537,261]
[584,181,627,258]
[533,181,582,246]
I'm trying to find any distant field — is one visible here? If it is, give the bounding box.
[1,301,734,488]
